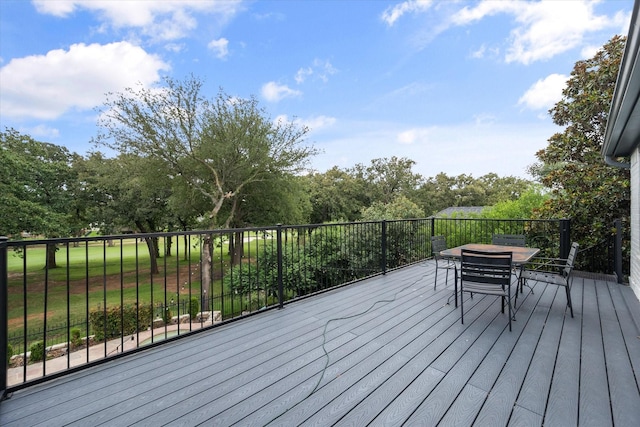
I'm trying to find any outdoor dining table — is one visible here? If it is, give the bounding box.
[439,243,540,307]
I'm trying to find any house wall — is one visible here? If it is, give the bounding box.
[631,149,640,299]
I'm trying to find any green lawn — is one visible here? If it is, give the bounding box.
[6,237,233,345]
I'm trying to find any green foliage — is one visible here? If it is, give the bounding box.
[0,129,79,238]
[351,156,423,205]
[482,185,549,219]
[163,308,173,324]
[530,35,630,257]
[70,328,83,348]
[189,298,200,318]
[89,304,153,341]
[305,167,367,223]
[360,195,425,220]
[227,221,429,302]
[94,75,318,229]
[415,172,532,216]
[7,343,14,360]
[29,341,45,362]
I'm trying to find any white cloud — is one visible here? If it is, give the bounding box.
[453,0,624,65]
[208,38,229,59]
[397,127,433,144]
[390,0,628,65]
[302,115,337,131]
[518,73,567,111]
[261,82,302,102]
[381,0,434,26]
[294,59,337,84]
[295,67,313,84]
[32,0,243,41]
[274,114,336,131]
[28,124,60,139]
[0,42,170,120]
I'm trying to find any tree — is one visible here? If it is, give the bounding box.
[350,156,423,205]
[482,185,549,219]
[94,75,317,285]
[530,35,630,253]
[360,195,425,220]
[1,129,79,268]
[305,167,368,223]
[415,173,531,216]
[94,75,317,229]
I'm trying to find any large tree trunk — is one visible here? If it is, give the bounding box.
[183,234,189,260]
[232,231,244,266]
[144,237,159,275]
[165,236,172,257]
[45,243,58,269]
[201,235,213,304]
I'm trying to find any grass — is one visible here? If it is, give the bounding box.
[5,237,234,346]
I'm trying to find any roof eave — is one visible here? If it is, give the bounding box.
[602,0,640,164]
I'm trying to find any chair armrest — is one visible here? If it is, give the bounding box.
[523,257,568,272]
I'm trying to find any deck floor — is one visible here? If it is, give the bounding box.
[1,261,640,426]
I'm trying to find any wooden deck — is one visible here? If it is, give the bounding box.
[1,261,640,426]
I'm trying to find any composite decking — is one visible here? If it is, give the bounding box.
[1,261,640,426]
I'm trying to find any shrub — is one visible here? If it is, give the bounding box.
[7,343,13,360]
[189,297,200,318]
[70,328,83,348]
[89,303,153,341]
[30,341,45,362]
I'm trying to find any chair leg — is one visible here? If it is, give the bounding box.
[508,297,512,331]
[460,287,464,324]
[565,285,574,318]
[434,263,438,291]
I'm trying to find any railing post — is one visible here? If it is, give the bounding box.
[614,219,623,283]
[276,224,284,309]
[381,220,387,275]
[559,219,571,260]
[1,236,8,399]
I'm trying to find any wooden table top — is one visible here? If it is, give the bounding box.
[440,243,540,264]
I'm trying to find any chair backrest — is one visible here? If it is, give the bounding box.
[492,234,526,247]
[563,242,580,277]
[431,235,448,256]
[461,249,513,287]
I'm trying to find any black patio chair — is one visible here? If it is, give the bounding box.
[492,234,526,247]
[431,235,456,291]
[492,233,528,292]
[520,242,580,317]
[460,249,514,331]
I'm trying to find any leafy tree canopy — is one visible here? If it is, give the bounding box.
[94,75,318,228]
[0,129,78,237]
[530,35,630,248]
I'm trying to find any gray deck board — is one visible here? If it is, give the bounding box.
[598,282,640,426]
[1,261,640,427]
[579,279,613,427]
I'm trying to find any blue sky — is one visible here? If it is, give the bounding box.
[0,0,633,179]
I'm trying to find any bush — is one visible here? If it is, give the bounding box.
[30,341,45,362]
[89,304,153,341]
[189,297,200,319]
[70,328,83,348]
[163,308,172,324]
[7,343,14,360]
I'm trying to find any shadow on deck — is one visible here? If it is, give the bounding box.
[1,261,640,426]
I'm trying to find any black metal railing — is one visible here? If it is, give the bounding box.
[0,216,624,395]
